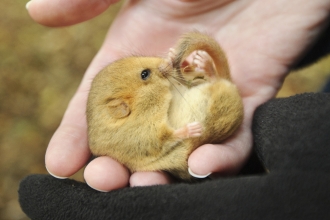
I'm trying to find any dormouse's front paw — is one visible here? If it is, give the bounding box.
[160,48,177,74]
[163,48,176,67]
[167,48,176,63]
[174,122,203,139]
[192,50,216,79]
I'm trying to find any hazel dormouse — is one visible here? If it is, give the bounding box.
[87,31,243,180]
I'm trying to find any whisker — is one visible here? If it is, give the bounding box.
[165,75,200,119]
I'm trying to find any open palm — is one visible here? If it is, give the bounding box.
[27,0,330,191]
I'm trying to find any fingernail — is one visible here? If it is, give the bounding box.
[86,182,109,193]
[46,166,68,179]
[188,167,212,178]
[26,1,31,10]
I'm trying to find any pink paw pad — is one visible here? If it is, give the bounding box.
[187,122,203,138]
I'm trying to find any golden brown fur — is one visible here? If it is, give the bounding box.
[87,32,243,180]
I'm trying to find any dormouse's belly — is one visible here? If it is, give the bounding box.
[168,83,210,129]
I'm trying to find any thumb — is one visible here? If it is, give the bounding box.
[188,101,256,177]
[188,124,253,177]
[26,0,120,27]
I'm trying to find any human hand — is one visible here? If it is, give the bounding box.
[27,0,330,191]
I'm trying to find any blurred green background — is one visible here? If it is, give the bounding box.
[0,1,120,219]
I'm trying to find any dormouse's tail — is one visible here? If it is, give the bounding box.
[173,31,231,80]
[277,55,330,97]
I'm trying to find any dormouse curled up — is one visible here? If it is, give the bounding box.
[87,31,244,180]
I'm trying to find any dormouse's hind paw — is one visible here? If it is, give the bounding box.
[174,122,203,139]
[192,50,216,79]
[187,122,203,137]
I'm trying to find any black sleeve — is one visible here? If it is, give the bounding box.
[19,93,330,220]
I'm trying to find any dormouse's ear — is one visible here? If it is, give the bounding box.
[107,99,130,119]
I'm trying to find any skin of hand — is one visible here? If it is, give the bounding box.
[26,0,330,191]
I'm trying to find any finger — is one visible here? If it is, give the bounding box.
[188,123,253,178]
[84,156,130,192]
[130,171,173,187]
[45,33,121,179]
[26,0,120,27]
[45,91,91,178]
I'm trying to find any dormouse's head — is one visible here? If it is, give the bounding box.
[87,56,174,120]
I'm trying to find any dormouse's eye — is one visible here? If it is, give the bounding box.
[141,69,151,80]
